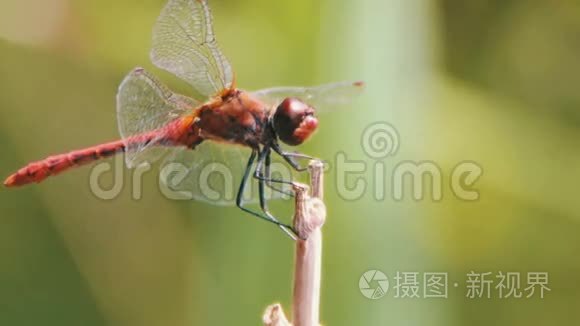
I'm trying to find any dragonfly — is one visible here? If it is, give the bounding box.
[4,0,363,239]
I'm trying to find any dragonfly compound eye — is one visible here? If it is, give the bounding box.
[273,98,318,146]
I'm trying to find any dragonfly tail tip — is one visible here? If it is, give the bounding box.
[4,174,17,187]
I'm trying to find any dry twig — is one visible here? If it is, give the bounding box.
[263,160,326,326]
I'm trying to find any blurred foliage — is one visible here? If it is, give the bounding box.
[440,0,580,122]
[1,0,580,325]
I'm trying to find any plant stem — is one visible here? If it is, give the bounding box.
[263,160,326,326]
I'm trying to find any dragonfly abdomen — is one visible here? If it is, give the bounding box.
[4,117,197,188]
[4,140,127,187]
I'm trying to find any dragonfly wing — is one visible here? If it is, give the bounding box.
[251,81,365,113]
[116,67,198,168]
[151,0,234,99]
[159,141,294,206]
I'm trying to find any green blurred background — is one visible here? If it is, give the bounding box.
[1,0,579,325]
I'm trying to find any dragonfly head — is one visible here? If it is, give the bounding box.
[273,98,318,146]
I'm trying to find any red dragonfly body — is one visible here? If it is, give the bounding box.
[4,0,362,237]
[4,82,322,187]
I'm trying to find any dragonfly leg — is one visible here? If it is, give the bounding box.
[236,149,296,240]
[254,147,296,186]
[255,149,296,239]
[271,144,317,172]
[263,151,294,198]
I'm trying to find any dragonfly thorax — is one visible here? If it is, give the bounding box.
[195,90,270,148]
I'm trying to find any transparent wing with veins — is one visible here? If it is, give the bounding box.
[117,68,290,206]
[251,81,365,113]
[160,141,293,206]
[116,68,198,168]
[151,0,234,99]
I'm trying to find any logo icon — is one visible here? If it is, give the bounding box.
[359,270,389,299]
